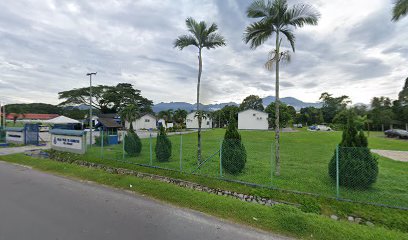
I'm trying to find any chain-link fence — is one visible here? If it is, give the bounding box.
[0,127,5,143]
[86,130,407,210]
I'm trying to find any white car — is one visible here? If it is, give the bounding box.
[316,125,332,131]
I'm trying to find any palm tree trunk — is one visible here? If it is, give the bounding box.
[197,49,203,164]
[275,31,281,176]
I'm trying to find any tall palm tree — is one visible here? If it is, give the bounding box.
[392,0,408,21]
[174,17,226,163]
[120,104,140,131]
[243,0,319,176]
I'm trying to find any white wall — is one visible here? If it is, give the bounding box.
[125,114,156,130]
[238,109,268,130]
[186,112,212,129]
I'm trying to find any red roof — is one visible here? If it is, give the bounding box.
[6,113,59,120]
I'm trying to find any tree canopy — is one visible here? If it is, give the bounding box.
[58,83,153,114]
[239,95,264,111]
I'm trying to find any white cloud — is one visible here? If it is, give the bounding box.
[0,0,407,106]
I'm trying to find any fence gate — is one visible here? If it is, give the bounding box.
[24,124,39,145]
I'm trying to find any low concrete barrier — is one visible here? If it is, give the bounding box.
[5,127,25,144]
[50,129,87,154]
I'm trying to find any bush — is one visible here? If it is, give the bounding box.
[221,117,247,174]
[155,126,172,162]
[328,148,378,189]
[328,110,378,189]
[124,129,142,156]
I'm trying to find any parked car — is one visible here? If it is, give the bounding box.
[316,125,332,131]
[293,124,303,128]
[309,125,317,130]
[384,129,408,139]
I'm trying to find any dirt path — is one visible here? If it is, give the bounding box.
[371,149,408,162]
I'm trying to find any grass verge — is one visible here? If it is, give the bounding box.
[0,154,407,240]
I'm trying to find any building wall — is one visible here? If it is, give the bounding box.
[125,115,156,130]
[186,112,212,129]
[238,109,268,130]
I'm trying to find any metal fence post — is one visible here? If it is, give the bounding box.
[101,129,104,160]
[271,142,273,182]
[336,144,340,199]
[122,131,125,160]
[149,130,153,165]
[179,133,183,173]
[219,140,223,177]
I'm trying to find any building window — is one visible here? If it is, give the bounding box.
[145,119,150,122]
[253,113,256,116]
[207,121,210,125]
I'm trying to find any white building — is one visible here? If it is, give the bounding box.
[186,111,212,129]
[238,109,268,130]
[125,114,156,130]
[157,119,166,128]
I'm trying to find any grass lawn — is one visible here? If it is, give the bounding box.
[87,129,408,209]
[0,154,407,240]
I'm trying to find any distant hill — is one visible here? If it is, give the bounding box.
[153,96,321,112]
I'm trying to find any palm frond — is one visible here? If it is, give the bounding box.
[285,3,320,27]
[280,28,295,52]
[247,0,271,18]
[392,0,408,21]
[264,49,291,71]
[207,23,218,35]
[204,33,226,49]
[174,35,199,50]
[243,20,275,49]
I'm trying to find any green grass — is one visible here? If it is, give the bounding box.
[0,154,407,240]
[89,129,408,208]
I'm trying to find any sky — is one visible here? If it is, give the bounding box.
[0,0,407,106]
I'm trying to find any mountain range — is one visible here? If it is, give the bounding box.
[152,96,322,112]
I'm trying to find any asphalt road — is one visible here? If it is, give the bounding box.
[0,161,288,240]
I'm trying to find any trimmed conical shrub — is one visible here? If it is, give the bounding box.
[328,110,378,189]
[124,129,142,156]
[221,117,247,174]
[155,126,172,162]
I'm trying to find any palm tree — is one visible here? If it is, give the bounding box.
[174,17,226,163]
[243,0,319,176]
[392,0,408,21]
[174,109,188,126]
[120,104,140,131]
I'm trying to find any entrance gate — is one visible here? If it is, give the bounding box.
[24,124,39,145]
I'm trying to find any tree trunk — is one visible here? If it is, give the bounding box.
[275,32,281,176]
[381,124,384,132]
[197,49,203,164]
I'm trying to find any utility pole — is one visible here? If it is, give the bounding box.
[86,72,97,147]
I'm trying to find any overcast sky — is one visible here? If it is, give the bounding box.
[0,0,407,106]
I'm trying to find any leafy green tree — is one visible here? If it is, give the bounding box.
[120,104,140,130]
[120,104,142,156]
[158,109,174,125]
[221,117,247,174]
[392,0,408,21]
[239,95,264,111]
[173,109,188,127]
[155,126,172,162]
[328,110,378,189]
[221,105,239,124]
[5,103,61,114]
[243,0,320,176]
[124,130,142,156]
[298,107,323,125]
[319,92,351,123]
[265,102,294,128]
[58,83,153,114]
[369,97,395,131]
[174,18,226,163]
